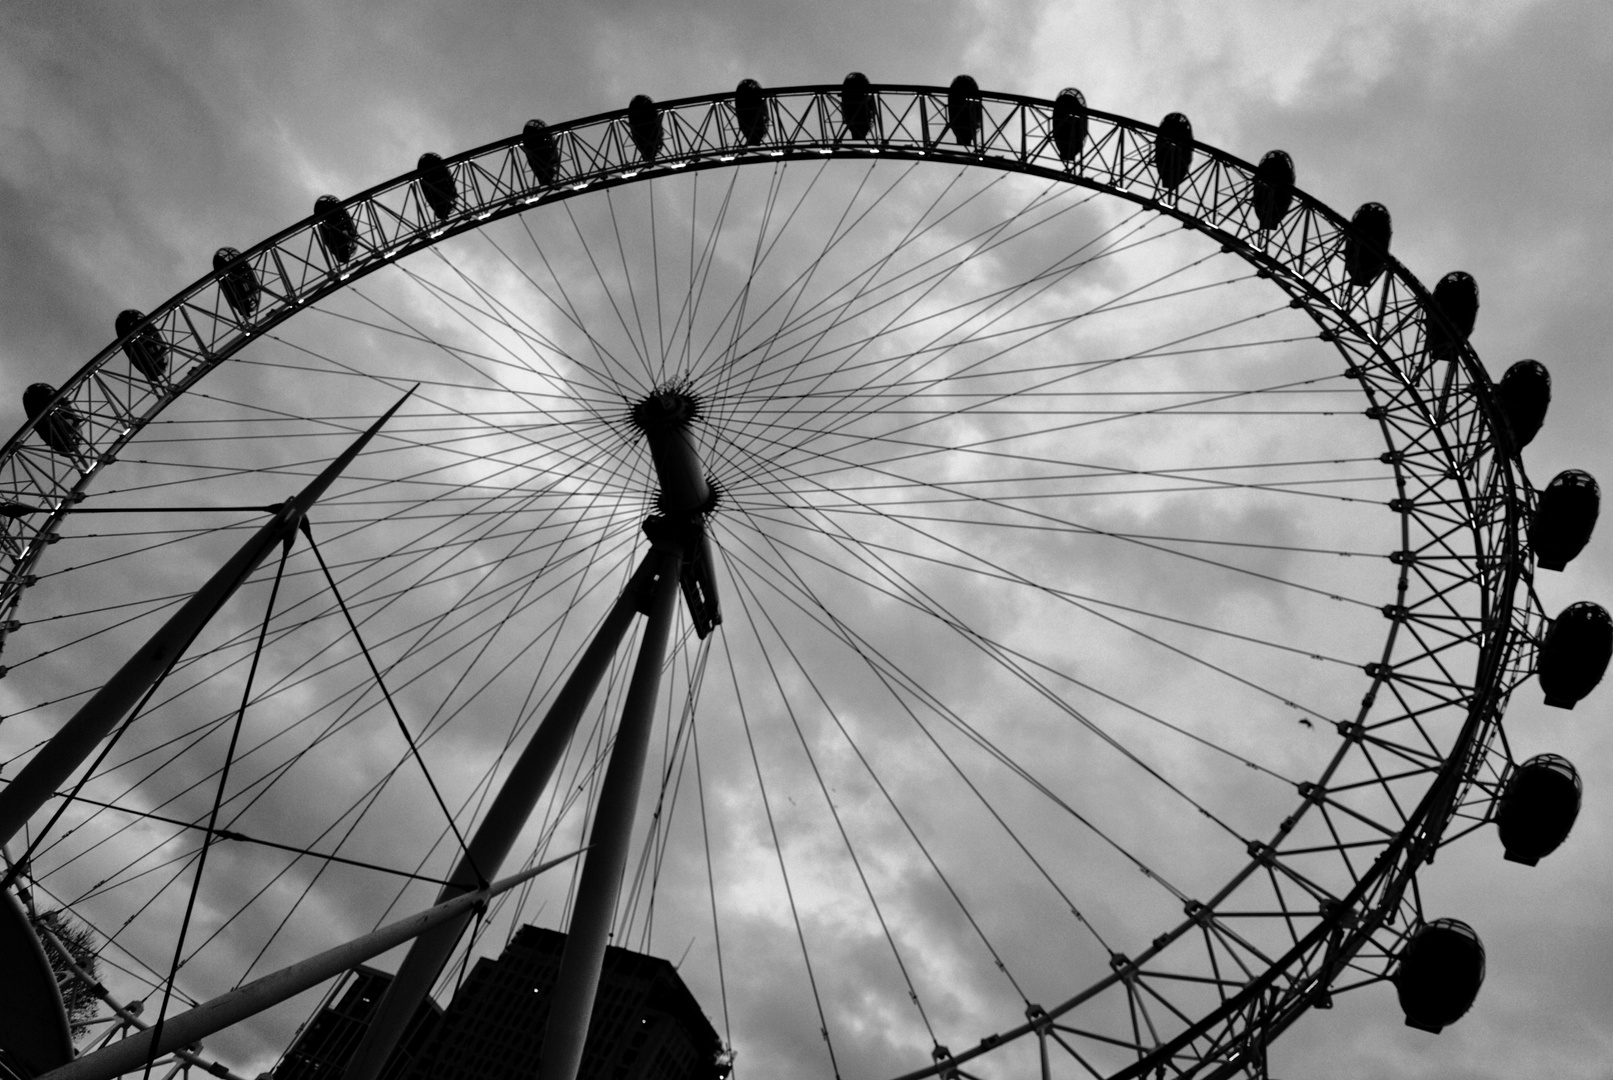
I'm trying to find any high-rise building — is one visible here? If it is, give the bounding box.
[274,929,727,1080]
[412,926,728,1080]
[275,966,442,1080]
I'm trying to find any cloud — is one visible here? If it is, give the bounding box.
[2,4,1611,1080]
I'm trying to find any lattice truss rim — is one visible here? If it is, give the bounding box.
[0,83,1543,1080]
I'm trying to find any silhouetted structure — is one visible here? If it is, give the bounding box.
[276,967,441,1080]
[413,926,727,1080]
[276,929,726,1080]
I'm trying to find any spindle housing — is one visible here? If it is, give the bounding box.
[630,386,722,637]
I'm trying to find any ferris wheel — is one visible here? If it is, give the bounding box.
[0,76,1604,1080]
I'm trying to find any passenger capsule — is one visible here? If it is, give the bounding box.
[522,120,561,184]
[1251,150,1295,230]
[734,80,769,146]
[1531,469,1600,571]
[22,383,82,458]
[1424,271,1478,362]
[948,75,981,147]
[1495,359,1550,450]
[1394,918,1485,1033]
[1345,202,1392,286]
[841,72,874,140]
[627,95,662,163]
[314,195,358,265]
[1537,600,1613,708]
[418,153,456,222]
[1051,88,1088,162]
[1495,754,1581,865]
[115,309,168,386]
[213,247,260,320]
[1154,113,1193,191]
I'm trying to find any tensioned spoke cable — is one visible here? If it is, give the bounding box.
[710,161,794,415]
[219,514,644,981]
[725,555,943,1040]
[698,273,1284,500]
[770,502,1383,558]
[141,538,289,1080]
[417,240,634,438]
[715,193,1169,419]
[725,190,1142,428]
[604,186,655,382]
[739,506,1363,668]
[701,163,1072,410]
[689,714,733,1064]
[717,522,1168,932]
[718,529,1193,906]
[650,178,667,380]
[291,299,624,406]
[510,212,645,397]
[40,457,638,889]
[731,170,1085,378]
[716,620,842,1079]
[724,452,1345,731]
[7,141,1476,1080]
[300,521,482,879]
[560,197,654,385]
[697,159,923,403]
[732,503,1284,838]
[703,400,1382,615]
[720,259,1263,470]
[616,627,705,951]
[713,197,1159,440]
[698,159,965,416]
[672,167,738,378]
[718,453,1285,824]
[43,791,455,885]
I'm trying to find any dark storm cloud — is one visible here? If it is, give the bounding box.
[3,3,1612,1080]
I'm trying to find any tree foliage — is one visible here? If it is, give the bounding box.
[31,909,102,1038]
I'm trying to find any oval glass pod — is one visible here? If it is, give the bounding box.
[841,72,874,140]
[213,247,260,320]
[22,383,82,457]
[1425,271,1478,362]
[627,95,662,162]
[1530,469,1599,571]
[1537,600,1613,709]
[116,308,168,386]
[1495,359,1550,451]
[948,74,982,146]
[1495,754,1581,865]
[522,120,561,185]
[1394,918,1485,1033]
[1345,202,1392,286]
[1154,112,1194,190]
[734,79,769,146]
[314,195,358,264]
[1052,88,1087,162]
[1251,150,1295,230]
[418,153,457,221]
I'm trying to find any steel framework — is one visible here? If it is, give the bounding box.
[0,82,1557,1080]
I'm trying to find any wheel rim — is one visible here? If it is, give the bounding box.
[0,85,1536,1079]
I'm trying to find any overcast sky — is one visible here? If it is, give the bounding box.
[2,3,1611,1080]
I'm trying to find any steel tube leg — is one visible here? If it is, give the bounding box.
[342,556,657,1080]
[540,546,683,1080]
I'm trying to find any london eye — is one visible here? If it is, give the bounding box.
[0,78,1602,1080]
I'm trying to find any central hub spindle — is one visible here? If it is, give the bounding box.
[631,388,715,517]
